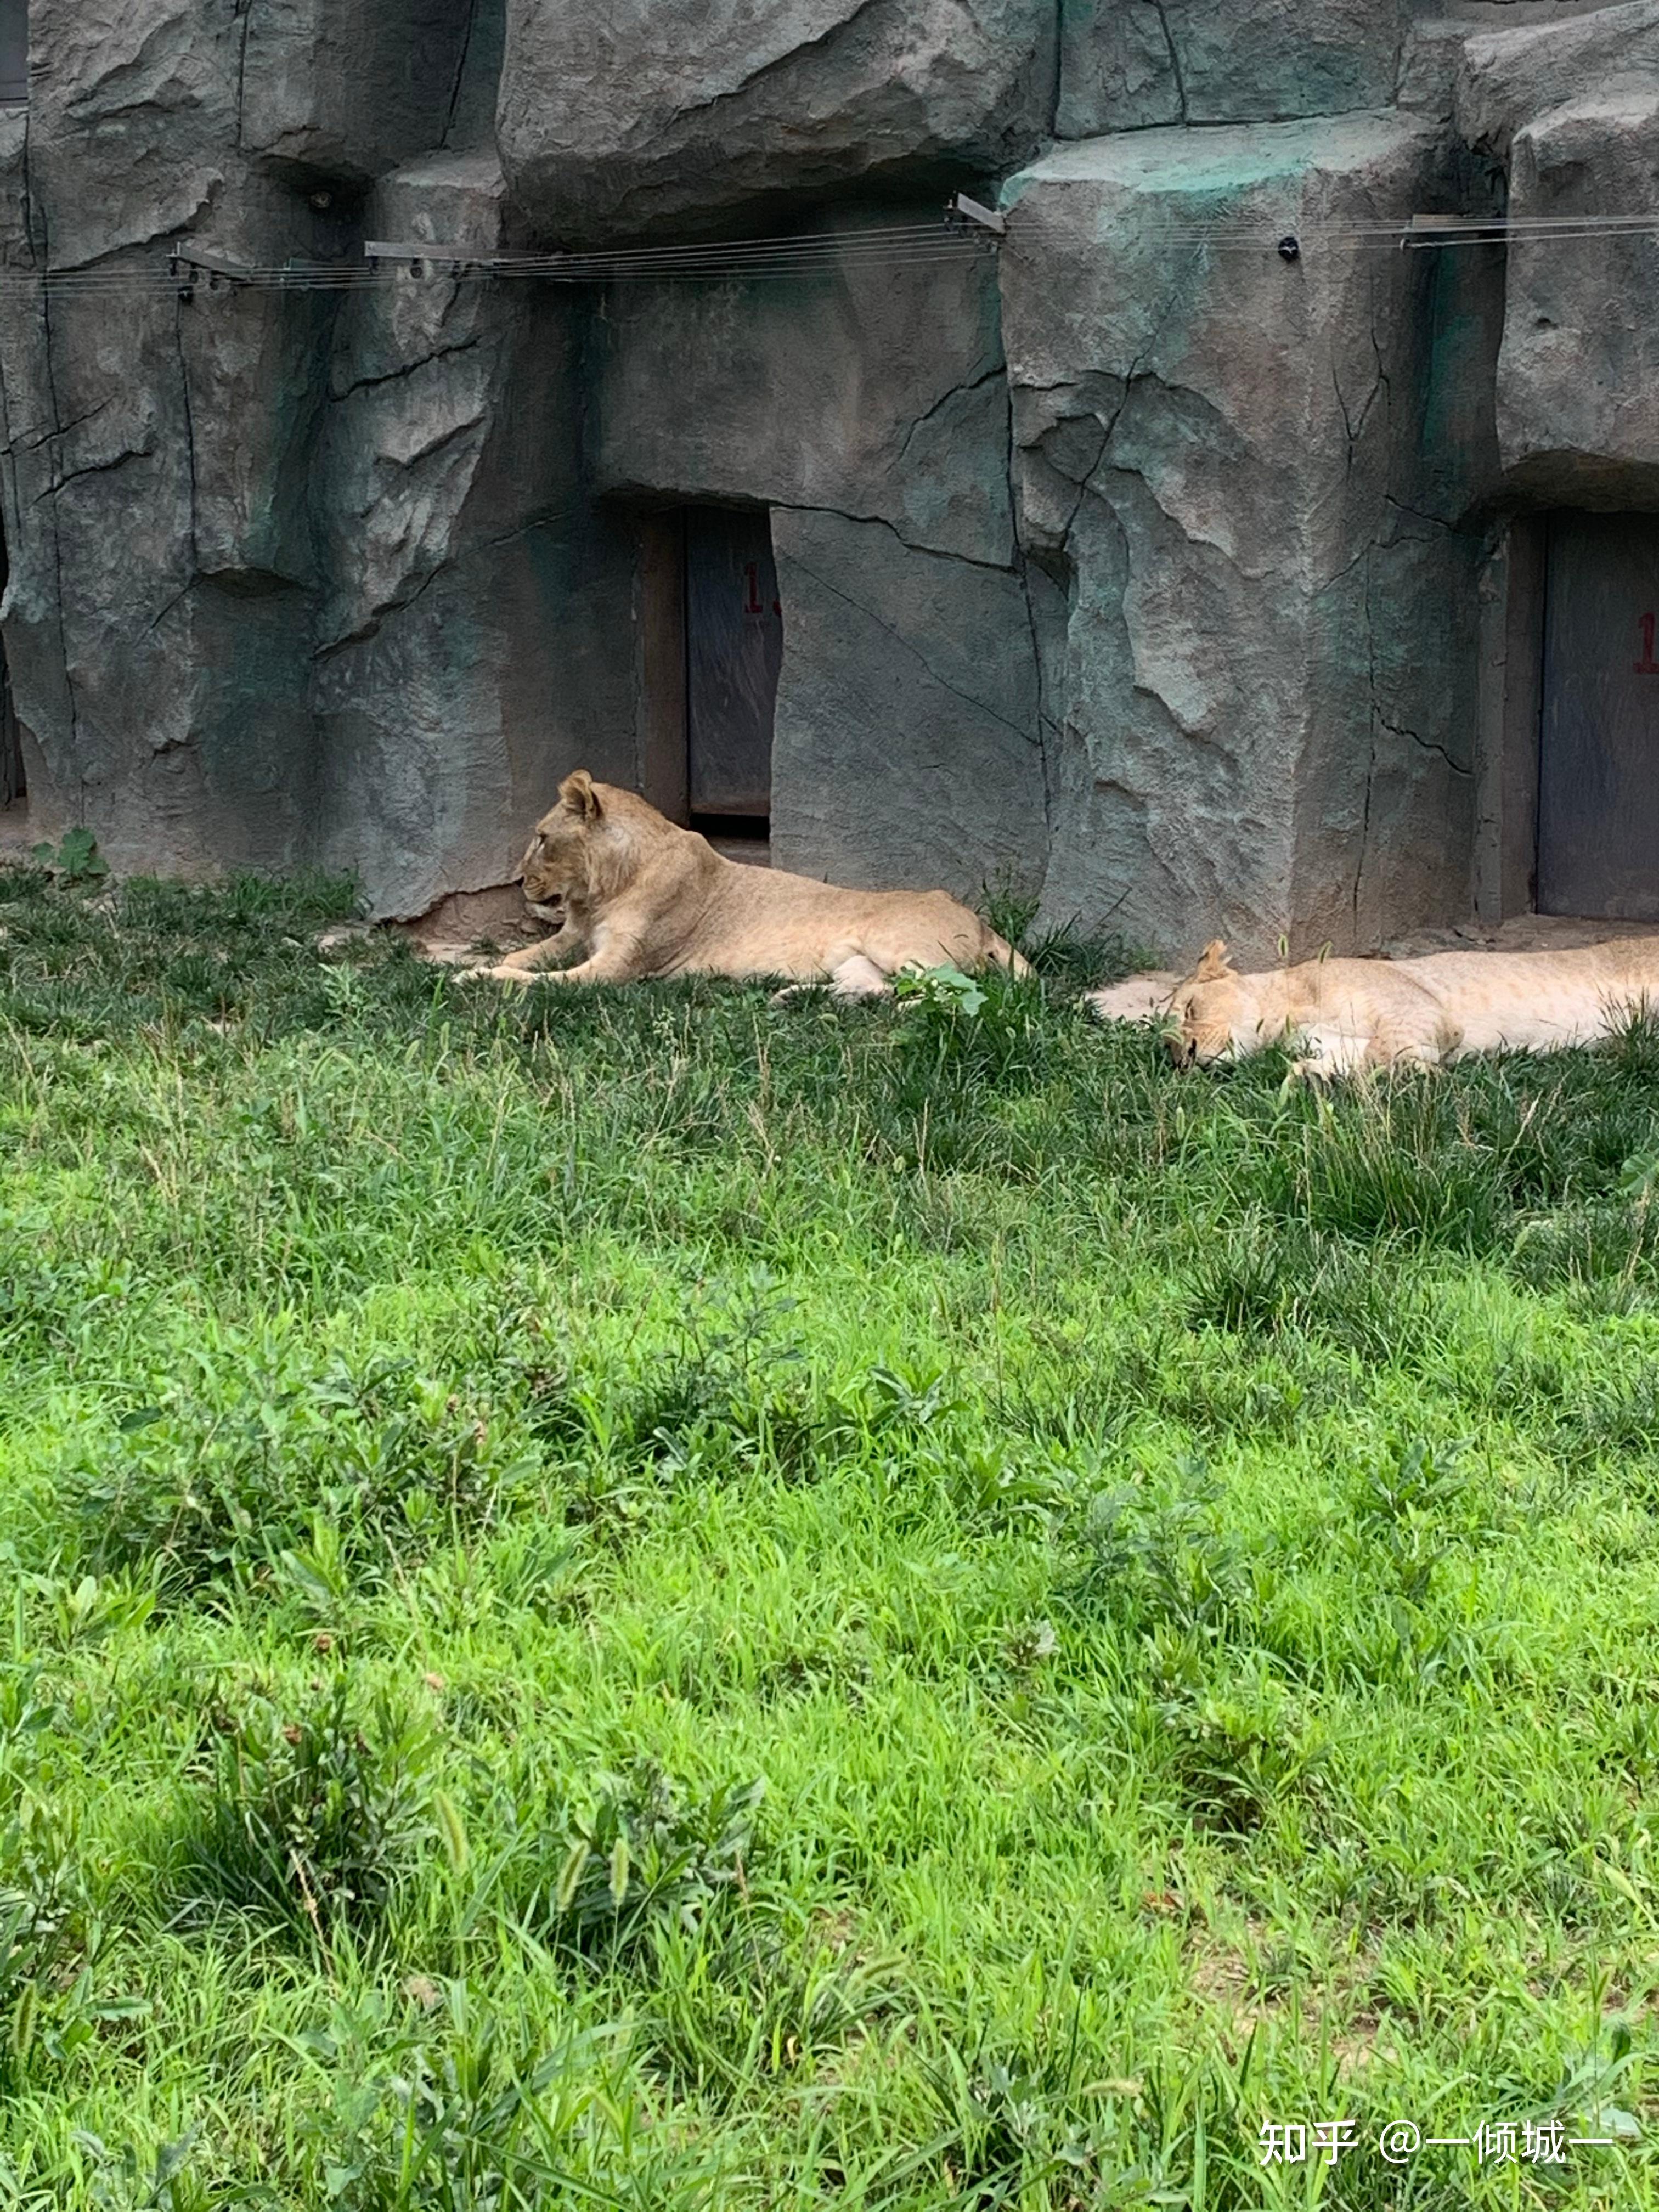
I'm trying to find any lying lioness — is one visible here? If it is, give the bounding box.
[1165,936,1659,1077]
[475,771,1028,994]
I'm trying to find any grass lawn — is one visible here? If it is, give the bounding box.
[2,860,1657,2209]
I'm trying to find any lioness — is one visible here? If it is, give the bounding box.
[1165,935,1659,1077]
[475,771,1028,993]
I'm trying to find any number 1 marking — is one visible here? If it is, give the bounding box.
[743,563,764,616]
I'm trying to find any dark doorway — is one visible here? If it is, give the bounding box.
[1538,511,1659,918]
[0,676,18,809]
[685,506,781,835]
[0,521,19,811]
[635,504,782,847]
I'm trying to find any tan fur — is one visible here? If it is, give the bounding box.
[1166,936,1659,1078]
[474,771,1029,994]
[1086,971,1182,1024]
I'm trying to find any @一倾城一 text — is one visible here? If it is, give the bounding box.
[1257,2118,1621,2168]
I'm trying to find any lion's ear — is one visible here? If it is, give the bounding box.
[559,769,603,822]
[1194,938,1233,980]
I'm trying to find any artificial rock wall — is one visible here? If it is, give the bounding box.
[0,0,1650,956]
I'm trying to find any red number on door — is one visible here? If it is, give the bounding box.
[1636,611,1659,674]
[743,563,764,616]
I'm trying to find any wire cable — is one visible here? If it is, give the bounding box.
[9,206,1656,302]
[0,217,1001,304]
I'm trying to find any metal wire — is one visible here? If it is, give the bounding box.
[0,218,999,303]
[12,205,1655,301]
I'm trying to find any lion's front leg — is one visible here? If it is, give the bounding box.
[828,953,891,999]
[1367,1037,1444,1073]
[496,929,648,986]
[481,937,571,979]
[1286,1028,1373,1083]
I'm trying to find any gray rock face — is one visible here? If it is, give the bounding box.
[1057,1,1178,135]
[0,0,628,916]
[0,0,529,896]
[771,510,1046,900]
[1498,82,1659,504]
[1440,4,1659,504]
[240,0,476,182]
[0,0,299,876]
[1001,114,1487,962]
[311,152,637,917]
[591,217,1045,902]
[1454,0,1659,155]
[24,0,241,269]
[592,223,1014,568]
[1058,0,1404,138]
[496,0,1058,242]
[5,0,1653,955]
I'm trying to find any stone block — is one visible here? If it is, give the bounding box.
[591,219,1014,567]
[497,0,1057,242]
[771,509,1047,901]
[1497,83,1659,502]
[1058,0,1403,138]
[1000,114,1481,962]
[1454,0,1659,154]
[240,0,475,184]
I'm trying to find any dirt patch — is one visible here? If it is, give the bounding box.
[313,883,553,969]
[394,883,550,967]
[1189,1929,1392,2074]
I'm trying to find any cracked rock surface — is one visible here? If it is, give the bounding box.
[1058,0,1406,137]
[592,223,1015,569]
[1499,80,1659,503]
[1447,3,1659,505]
[496,0,1058,243]
[5,0,1658,953]
[591,217,1046,900]
[309,151,637,919]
[1001,113,1489,962]
[0,0,617,913]
[771,508,1046,896]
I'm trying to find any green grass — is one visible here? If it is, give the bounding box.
[2,861,1658,2208]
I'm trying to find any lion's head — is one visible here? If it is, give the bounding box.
[517,770,644,936]
[1166,940,1257,1067]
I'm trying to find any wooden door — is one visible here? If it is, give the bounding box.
[1538,512,1659,918]
[0,521,17,809]
[685,507,781,821]
[0,667,21,810]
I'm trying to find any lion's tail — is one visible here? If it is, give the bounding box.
[985,930,1033,980]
